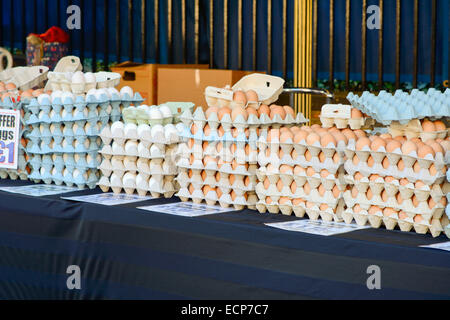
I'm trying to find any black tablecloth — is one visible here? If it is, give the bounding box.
[0,179,449,300]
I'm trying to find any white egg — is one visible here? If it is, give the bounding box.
[151,124,164,137]
[124,123,138,138]
[149,107,163,120]
[72,71,85,84]
[176,123,185,133]
[112,141,125,154]
[136,174,148,189]
[95,88,110,100]
[111,121,124,136]
[51,90,63,100]
[86,88,97,97]
[159,105,172,118]
[120,86,134,98]
[61,91,74,101]
[125,140,138,155]
[122,172,137,187]
[137,124,151,138]
[37,94,51,105]
[110,173,122,187]
[107,87,119,96]
[84,72,96,83]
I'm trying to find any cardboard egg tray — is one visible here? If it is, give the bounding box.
[28,164,99,189]
[345,175,449,202]
[176,155,258,176]
[388,120,448,140]
[204,73,285,108]
[344,159,446,186]
[98,173,178,198]
[0,66,49,91]
[46,71,121,94]
[123,104,175,126]
[98,121,179,198]
[342,207,448,237]
[347,89,450,125]
[177,140,259,165]
[319,104,374,130]
[180,106,307,131]
[177,186,258,210]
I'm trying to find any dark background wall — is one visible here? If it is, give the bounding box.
[0,0,448,86]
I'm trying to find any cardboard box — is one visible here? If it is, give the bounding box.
[110,62,209,104]
[157,68,259,108]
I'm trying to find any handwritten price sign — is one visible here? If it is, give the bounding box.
[0,109,20,169]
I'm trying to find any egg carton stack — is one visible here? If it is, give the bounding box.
[122,102,195,124]
[346,88,450,126]
[0,96,30,180]
[97,104,182,197]
[23,88,143,189]
[46,71,121,94]
[343,134,450,237]
[388,118,448,141]
[256,125,360,221]
[320,104,375,130]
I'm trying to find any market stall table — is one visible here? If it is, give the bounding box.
[0,179,449,299]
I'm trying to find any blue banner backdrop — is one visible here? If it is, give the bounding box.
[0,0,448,84]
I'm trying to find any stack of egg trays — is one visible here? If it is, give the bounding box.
[343,140,449,237]
[176,108,265,210]
[97,121,180,198]
[23,95,111,189]
[346,88,450,125]
[0,97,29,180]
[255,130,348,222]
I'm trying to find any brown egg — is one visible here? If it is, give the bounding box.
[319,204,329,211]
[205,106,219,119]
[399,178,409,186]
[231,106,248,121]
[384,176,394,183]
[367,156,374,167]
[369,206,382,215]
[351,186,358,198]
[203,124,211,137]
[303,182,311,195]
[21,91,33,98]
[233,90,247,105]
[351,108,363,119]
[218,107,232,120]
[355,172,364,180]
[342,129,357,141]
[293,130,308,143]
[201,140,208,150]
[319,169,329,179]
[414,215,423,223]
[202,185,216,195]
[189,154,195,165]
[263,177,270,189]
[320,134,336,148]
[258,104,270,117]
[418,145,435,158]
[280,131,294,143]
[290,181,297,193]
[216,188,223,198]
[280,164,293,174]
[290,126,301,133]
[318,152,326,163]
[382,157,390,169]
[5,83,16,90]
[398,211,407,220]
[392,192,402,205]
[279,197,290,205]
[333,131,348,145]
[188,169,194,179]
[412,195,419,208]
[428,197,436,209]
[366,189,373,200]
[429,164,437,176]
[434,120,446,131]
[188,184,195,194]
[276,179,284,192]
[415,180,425,189]
[304,150,312,161]
[217,125,225,137]
[332,153,340,164]
[283,106,295,117]
[352,154,360,165]
[304,201,314,209]
[386,140,402,153]
[440,140,450,152]
[370,138,386,151]
[246,106,258,117]
[354,130,367,138]
[269,105,286,120]
[306,132,321,145]
[215,172,221,182]
[356,137,371,151]
[203,155,217,166]
[383,208,396,217]
[216,142,223,153]
[369,174,380,182]
[230,143,237,153]
[353,204,362,213]
[429,142,444,155]
[229,174,236,185]
[292,199,304,206]
[397,159,405,171]
[381,190,388,202]
[201,170,207,181]
[332,185,340,198]
[245,90,259,102]
[379,133,392,140]
[306,167,316,177]
[421,119,436,132]
[294,165,305,175]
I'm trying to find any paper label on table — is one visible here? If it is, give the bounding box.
[0,184,79,196]
[266,219,370,236]
[62,193,153,206]
[420,241,450,252]
[0,109,21,169]
[138,202,237,217]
